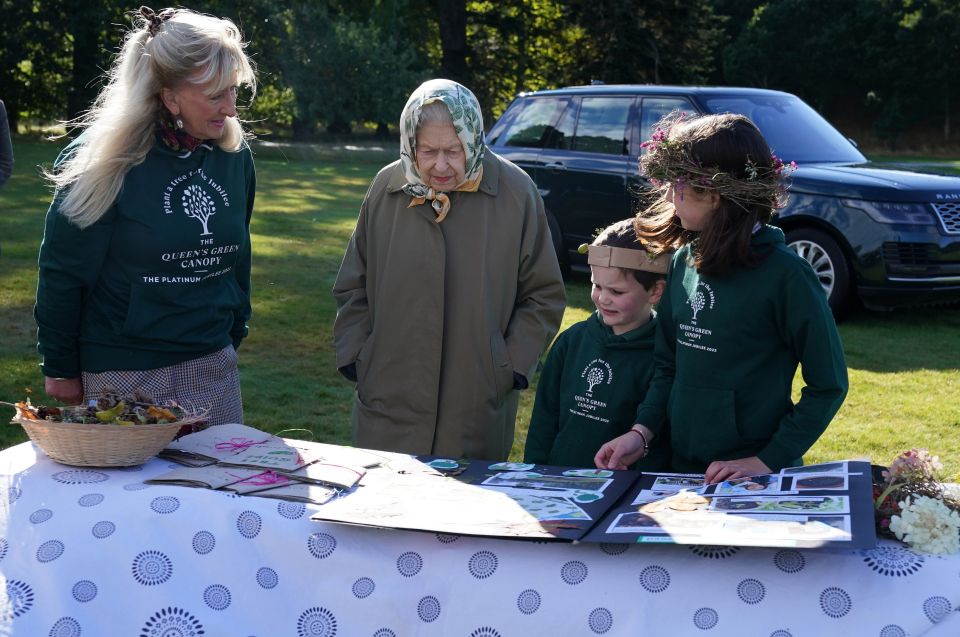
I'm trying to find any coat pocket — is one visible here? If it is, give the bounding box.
[669,382,740,466]
[489,332,515,403]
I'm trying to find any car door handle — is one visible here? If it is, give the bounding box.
[544,162,568,173]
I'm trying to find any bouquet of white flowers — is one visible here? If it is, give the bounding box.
[874,449,960,554]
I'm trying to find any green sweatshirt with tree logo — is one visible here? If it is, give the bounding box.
[636,225,848,473]
[35,136,255,378]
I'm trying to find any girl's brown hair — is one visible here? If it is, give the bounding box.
[635,114,777,277]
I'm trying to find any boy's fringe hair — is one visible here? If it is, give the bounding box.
[46,8,257,229]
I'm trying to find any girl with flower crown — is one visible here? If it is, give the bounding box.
[595,113,848,483]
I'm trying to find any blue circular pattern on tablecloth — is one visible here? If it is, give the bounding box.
[435,533,459,544]
[140,606,204,636]
[600,543,629,555]
[297,606,337,636]
[879,625,907,637]
[204,584,231,610]
[237,511,262,538]
[48,616,80,637]
[517,589,541,614]
[257,567,279,589]
[308,533,337,559]
[819,587,852,618]
[737,578,765,604]
[132,550,173,586]
[37,540,64,562]
[773,550,805,573]
[277,502,306,519]
[0,538,8,561]
[124,482,151,491]
[53,470,108,484]
[769,631,793,637]
[1,580,34,620]
[693,607,719,629]
[689,546,739,559]
[861,545,924,577]
[150,496,180,514]
[468,551,498,579]
[923,596,952,623]
[588,607,613,634]
[397,551,423,577]
[639,565,670,593]
[30,508,53,524]
[352,577,374,598]
[192,530,216,554]
[417,596,441,622]
[470,627,501,637]
[71,580,97,602]
[92,521,116,538]
[78,493,104,507]
[561,560,588,585]
[372,630,396,637]
[7,486,21,503]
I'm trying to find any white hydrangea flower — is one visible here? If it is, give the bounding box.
[889,495,960,555]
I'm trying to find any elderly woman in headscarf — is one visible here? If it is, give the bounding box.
[333,79,566,461]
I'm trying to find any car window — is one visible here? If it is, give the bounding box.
[704,94,866,163]
[498,97,568,148]
[543,100,578,150]
[571,97,633,155]
[639,97,695,146]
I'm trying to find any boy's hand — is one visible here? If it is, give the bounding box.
[45,376,84,405]
[704,456,771,484]
[594,431,645,470]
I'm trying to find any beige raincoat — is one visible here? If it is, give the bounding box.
[333,152,566,460]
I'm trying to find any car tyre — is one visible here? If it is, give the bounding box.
[786,227,851,320]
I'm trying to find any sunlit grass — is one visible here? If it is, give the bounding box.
[2,139,958,479]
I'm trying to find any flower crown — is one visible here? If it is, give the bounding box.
[639,113,797,211]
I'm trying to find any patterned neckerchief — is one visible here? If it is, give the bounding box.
[158,113,206,153]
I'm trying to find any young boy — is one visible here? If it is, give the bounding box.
[523,219,673,470]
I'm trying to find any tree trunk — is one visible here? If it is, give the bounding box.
[67,7,102,121]
[428,0,470,85]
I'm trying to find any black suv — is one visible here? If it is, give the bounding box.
[487,85,960,316]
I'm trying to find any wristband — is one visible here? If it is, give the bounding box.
[629,427,650,455]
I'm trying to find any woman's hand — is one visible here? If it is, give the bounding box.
[594,428,648,470]
[704,456,771,484]
[45,377,84,405]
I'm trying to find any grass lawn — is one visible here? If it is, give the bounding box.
[2,138,958,479]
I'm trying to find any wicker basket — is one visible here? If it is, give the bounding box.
[14,413,204,468]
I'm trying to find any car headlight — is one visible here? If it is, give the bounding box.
[841,199,936,225]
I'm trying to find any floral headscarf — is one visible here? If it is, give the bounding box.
[399,79,485,223]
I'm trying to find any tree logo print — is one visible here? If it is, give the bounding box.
[182,184,217,236]
[586,367,604,392]
[688,282,716,322]
[690,291,706,320]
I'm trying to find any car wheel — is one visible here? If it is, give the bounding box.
[786,228,851,320]
[545,209,569,276]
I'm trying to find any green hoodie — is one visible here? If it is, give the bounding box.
[35,136,255,378]
[636,225,848,473]
[524,312,669,470]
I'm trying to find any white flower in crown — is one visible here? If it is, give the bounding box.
[889,495,960,555]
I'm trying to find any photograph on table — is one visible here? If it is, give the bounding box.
[710,495,850,514]
[710,473,792,496]
[790,474,849,491]
[781,461,848,475]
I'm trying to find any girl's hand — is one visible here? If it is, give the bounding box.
[704,456,771,484]
[45,377,84,405]
[594,431,646,470]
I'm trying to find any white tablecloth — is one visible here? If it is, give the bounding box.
[1,441,958,637]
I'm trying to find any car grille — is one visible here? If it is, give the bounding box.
[882,242,960,276]
[932,202,960,234]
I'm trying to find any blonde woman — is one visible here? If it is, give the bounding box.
[35,7,257,424]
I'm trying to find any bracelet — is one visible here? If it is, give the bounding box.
[628,427,650,454]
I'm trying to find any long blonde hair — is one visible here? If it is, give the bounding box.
[48,8,257,228]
